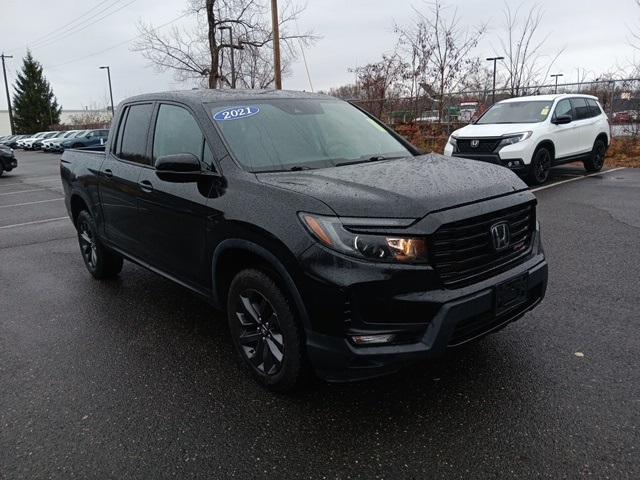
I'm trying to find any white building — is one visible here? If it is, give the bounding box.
[0,109,110,135]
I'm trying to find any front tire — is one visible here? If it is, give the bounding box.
[227,269,309,391]
[584,138,607,172]
[526,147,552,185]
[76,210,123,279]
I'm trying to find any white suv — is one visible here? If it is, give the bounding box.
[444,94,611,184]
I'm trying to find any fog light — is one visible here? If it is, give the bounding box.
[351,334,396,345]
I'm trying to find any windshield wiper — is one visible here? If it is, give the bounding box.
[335,155,404,167]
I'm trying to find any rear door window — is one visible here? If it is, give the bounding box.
[571,98,591,120]
[115,103,153,165]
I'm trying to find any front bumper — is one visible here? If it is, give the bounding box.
[1,155,17,171]
[306,256,547,381]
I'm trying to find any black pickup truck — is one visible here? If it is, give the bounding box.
[60,89,548,390]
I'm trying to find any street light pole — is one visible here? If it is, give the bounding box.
[486,56,504,105]
[99,66,114,117]
[218,26,236,89]
[271,0,282,89]
[550,73,564,94]
[1,53,15,134]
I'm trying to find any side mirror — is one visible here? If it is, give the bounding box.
[156,153,202,173]
[155,153,203,183]
[553,115,572,125]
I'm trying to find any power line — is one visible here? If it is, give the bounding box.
[28,0,140,51]
[45,12,191,70]
[7,0,116,52]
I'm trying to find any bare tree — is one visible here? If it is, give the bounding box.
[349,54,409,118]
[132,0,316,89]
[396,1,487,120]
[496,2,564,96]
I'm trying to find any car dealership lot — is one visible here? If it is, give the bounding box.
[1,151,639,478]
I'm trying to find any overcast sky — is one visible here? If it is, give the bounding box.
[1,0,638,110]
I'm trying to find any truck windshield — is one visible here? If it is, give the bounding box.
[208,98,411,172]
[477,100,553,124]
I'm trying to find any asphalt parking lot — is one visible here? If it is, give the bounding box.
[1,151,639,479]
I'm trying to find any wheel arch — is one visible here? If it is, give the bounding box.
[211,238,311,330]
[596,132,609,146]
[534,139,556,160]
[70,192,91,226]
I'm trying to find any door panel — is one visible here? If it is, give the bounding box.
[136,103,217,287]
[551,99,580,159]
[137,172,213,286]
[99,154,143,254]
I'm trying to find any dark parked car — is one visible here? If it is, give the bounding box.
[0,144,18,176]
[61,90,548,391]
[59,129,109,150]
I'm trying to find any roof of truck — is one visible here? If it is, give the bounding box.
[121,89,331,107]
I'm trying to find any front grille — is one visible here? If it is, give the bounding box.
[456,138,501,153]
[430,202,535,288]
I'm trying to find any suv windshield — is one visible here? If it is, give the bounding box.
[477,100,553,124]
[208,98,412,172]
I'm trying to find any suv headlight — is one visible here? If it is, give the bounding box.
[448,135,457,148]
[497,131,532,148]
[299,213,428,264]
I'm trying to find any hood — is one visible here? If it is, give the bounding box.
[256,154,527,218]
[453,123,538,138]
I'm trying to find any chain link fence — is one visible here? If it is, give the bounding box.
[349,78,640,138]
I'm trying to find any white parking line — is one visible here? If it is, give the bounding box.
[0,178,60,187]
[0,198,63,208]
[0,188,47,196]
[531,167,626,192]
[0,217,69,230]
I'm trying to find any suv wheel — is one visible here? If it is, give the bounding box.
[227,269,309,391]
[527,147,552,185]
[584,138,606,172]
[76,210,123,279]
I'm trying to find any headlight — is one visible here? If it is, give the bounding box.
[299,213,428,264]
[448,136,457,148]
[497,131,532,148]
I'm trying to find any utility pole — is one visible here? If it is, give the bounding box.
[1,53,15,134]
[486,56,504,105]
[99,66,115,117]
[550,73,564,94]
[271,0,282,89]
[218,26,238,89]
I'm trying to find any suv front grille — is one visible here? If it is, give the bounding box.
[430,202,535,288]
[456,138,501,153]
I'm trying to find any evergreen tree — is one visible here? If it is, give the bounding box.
[12,51,61,134]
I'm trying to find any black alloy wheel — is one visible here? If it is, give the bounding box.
[78,216,98,271]
[227,269,309,391]
[527,148,552,185]
[75,210,123,279]
[235,289,285,376]
[584,139,606,172]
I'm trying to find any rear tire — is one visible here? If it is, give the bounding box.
[584,138,606,172]
[76,210,123,279]
[227,269,310,391]
[526,147,552,185]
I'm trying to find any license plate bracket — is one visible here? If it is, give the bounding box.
[495,274,528,316]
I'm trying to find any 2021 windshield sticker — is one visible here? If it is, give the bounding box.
[214,106,260,121]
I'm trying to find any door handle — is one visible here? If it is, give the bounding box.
[138,180,154,193]
[103,168,113,178]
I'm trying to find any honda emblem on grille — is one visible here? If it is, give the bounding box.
[470,139,480,148]
[490,222,510,252]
